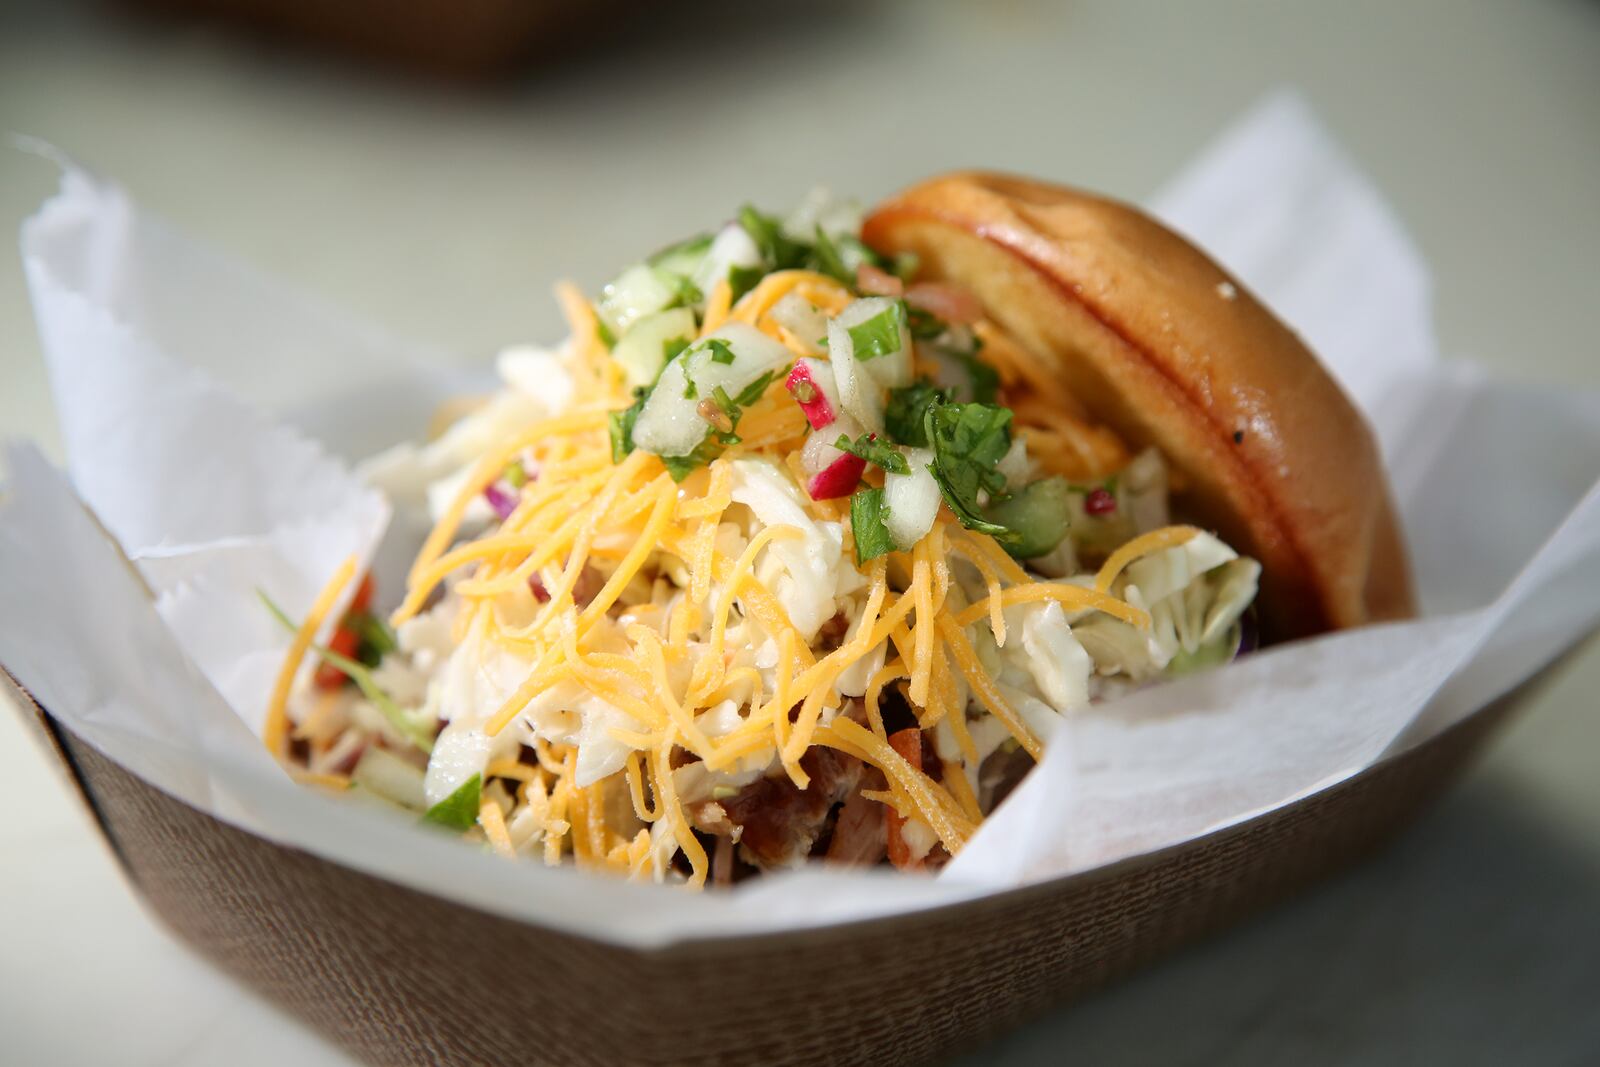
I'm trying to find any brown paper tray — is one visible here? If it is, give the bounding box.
[4,669,1539,1067]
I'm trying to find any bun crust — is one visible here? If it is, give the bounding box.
[861,172,1414,638]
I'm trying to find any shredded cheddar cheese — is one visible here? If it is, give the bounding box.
[266,206,1263,889]
[264,554,358,758]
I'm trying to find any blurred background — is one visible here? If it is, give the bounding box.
[1,1,1598,1064]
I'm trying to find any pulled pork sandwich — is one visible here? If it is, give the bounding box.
[263,174,1413,886]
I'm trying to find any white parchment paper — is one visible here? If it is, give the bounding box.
[4,93,1599,947]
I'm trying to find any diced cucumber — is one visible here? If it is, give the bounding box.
[612,307,697,390]
[350,745,427,811]
[985,477,1072,558]
[596,263,677,338]
[648,233,712,278]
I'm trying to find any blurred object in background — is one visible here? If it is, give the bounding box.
[113,0,635,80]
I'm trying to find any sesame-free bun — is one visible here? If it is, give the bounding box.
[862,172,1414,638]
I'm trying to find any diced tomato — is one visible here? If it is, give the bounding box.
[884,727,925,871]
[349,574,375,615]
[314,626,361,689]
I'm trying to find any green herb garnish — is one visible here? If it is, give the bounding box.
[347,610,397,667]
[733,369,779,408]
[739,204,807,271]
[728,264,766,303]
[923,401,1016,540]
[957,347,1000,405]
[849,487,895,563]
[662,336,691,364]
[608,389,648,463]
[906,306,946,341]
[647,232,712,268]
[423,774,482,831]
[810,225,852,285]
[834,432,910,475]
[846,301,907,360]
[884,380,947,446]
[660,438,725,482]
[705,338,737,365]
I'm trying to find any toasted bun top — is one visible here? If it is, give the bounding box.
[862,172,1414,639]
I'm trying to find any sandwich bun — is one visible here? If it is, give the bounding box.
[862,172,1415,639]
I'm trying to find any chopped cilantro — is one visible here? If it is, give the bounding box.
[733,369,779,407]
[347,610,397,667]
[846,301,907,360]
[647,232,712,268]
[423,774,481,831]
[736,203,889,294]
[810,225,852,285]
[884,380,947,446]
[727,264,766,303]
[705,338,736,365]
[594,315,616,349]
[608,389,648,463]
[662,336,691,364]
[660,438,724,482]
[834,432,910,475]
[958,348,1000,405]
[923,401,1016,540]
[661,271,703,308]
[738,204,807,271]
[906,306,946,341]
[850,487,895,563]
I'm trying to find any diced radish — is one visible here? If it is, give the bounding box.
[806,451,867,500]
[785,358,842,429]
[800,415,867,499]
[906,281,983,324]
[883,448,940,548]
[856,263,904,297]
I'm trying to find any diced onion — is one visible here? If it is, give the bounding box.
[883,448,939,549]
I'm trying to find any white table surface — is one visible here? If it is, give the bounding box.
[2,2,1598,1064]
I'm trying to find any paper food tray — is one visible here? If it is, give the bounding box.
[4,668,1544,1067]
